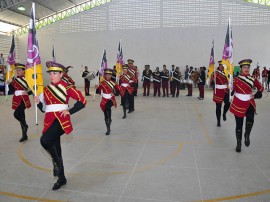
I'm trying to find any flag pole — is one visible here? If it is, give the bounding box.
[228,17,232,101]
[92,70,99,101]
[213,35,216,95]
[34,61,38,125]
[5,65,10,101]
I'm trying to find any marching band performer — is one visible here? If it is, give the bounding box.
[95,68,120,135]
[152,67,161,97]
[171,66,182,97]
[8,63,31,142]
[127,59,137,112]
[186,66,194,96]
[170,65,175,94]
[34,61,86,190]
[82,66,90,96]
[62,65,75,86]
[213,61,230,127]
[198,66,206,100]
[230,59,263,153]
[142,65,152,96]
[119,65,134,119]
[160,65,169,97]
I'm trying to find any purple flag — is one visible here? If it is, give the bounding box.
[26,3,41,68]
[100,49,107,77]
[7,34,15,65]
[117,42,123,65]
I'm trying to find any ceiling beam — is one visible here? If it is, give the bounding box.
[68,0,76,5]
[31,0,57,12]
[0,19,23,27]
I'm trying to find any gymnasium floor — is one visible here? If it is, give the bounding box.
[0,87,270,202]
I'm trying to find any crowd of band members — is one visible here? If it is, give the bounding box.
[0,55,266,192]
[141,64,206,99]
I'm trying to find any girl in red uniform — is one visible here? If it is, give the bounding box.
[119,65,134,119]
[95,69,120,135]
[213,61,230,127]
[9,63,31,142]
[34,61,86,190]
[230,59,264,152]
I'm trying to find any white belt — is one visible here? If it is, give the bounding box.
[216,84,227,89]
[234,93,252,101]
[153,78,160,82]
[129,80,134,83]
[102,93,112,99]
[161,76,168,79]
[121,83,128,87]
[15,90,25,96]
[45,104,69,113]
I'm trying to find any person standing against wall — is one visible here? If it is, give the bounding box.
[82,66,90,96]
[198,66,206,100]
[262,66,268,90]
[160,64,169,97]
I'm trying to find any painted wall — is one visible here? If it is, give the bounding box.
[16,0,270,86]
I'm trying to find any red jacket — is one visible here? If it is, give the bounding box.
[96,79,120,112]
[11,76,31,110]
[119,74,134,96]
[213,70,229,103]
[230,74,263,117]
[42,80,86,134]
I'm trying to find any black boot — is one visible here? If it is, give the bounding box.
[104,111,111,135]
[52,157,67,190]
[222,113,227,121]
[19,123,28,142]
[53,160,59,177]
[105,119,111,135]
[235,129,242,153]
[45,149,59,177]
[122,106,126,119]
[244,121,253,147]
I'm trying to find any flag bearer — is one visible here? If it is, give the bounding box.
[230,59,263,153]
[119,65,133,119]
[9,63,31,142]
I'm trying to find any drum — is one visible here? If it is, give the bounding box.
[86,71,95,81]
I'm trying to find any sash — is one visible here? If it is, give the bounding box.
[47,84,67,103]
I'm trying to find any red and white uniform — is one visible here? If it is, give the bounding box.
[230,74,263,117]
[119,74,134,96]
[213,70,229,103]
[42,80,86,134]
[11,76,31,110]
[96,80,120,112]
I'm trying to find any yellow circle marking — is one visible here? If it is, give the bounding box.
[18,139,184,176]
[0,191,66,202]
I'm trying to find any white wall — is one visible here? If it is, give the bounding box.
[16,0,270,87]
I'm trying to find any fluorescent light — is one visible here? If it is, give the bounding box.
[0,22,19,33]
[18,6,25,11]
